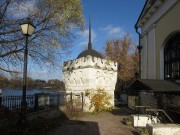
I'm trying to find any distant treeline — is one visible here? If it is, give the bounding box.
[0,74,64,90]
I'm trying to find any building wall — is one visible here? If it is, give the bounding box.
[63,55,117,110]
[141,35,148,79]
[140,1,180,79]
[147,27,156,79]
[156,1,180,79]
[140,92,157,109]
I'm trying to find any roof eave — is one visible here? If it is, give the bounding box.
[135,0,148,29]
[135,0,163,28]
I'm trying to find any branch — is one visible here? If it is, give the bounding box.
[0,67,21,74]
[0,36,24,44]
[0,0,11,22]
[0,48,23,58]
[0,28,20,35]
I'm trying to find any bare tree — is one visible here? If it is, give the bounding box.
[0,0,84,73]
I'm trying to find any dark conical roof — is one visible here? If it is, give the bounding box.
[77,49,103,59]
[77,16,103,59]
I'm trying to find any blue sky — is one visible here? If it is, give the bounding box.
[31,0,146,81]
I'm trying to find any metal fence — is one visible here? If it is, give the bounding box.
[0,92,65,111]
[1,95,34,110]
[0,92,84,112]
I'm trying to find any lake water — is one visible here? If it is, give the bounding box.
[1,88,59,96]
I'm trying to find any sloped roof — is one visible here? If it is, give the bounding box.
[140,79,180,92]
[128,79,180,95]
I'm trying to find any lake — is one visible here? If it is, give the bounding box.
[1,88,59,96]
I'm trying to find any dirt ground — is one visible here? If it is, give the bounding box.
[48,107,139,135]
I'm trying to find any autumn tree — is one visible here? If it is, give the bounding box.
[104,34,139,89]
[0,0,84,73]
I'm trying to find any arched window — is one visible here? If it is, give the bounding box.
[164,33,180,80]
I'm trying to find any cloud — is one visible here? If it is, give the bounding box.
[8,0,38,19]
[76,29,97,47]
[101,25,125,38]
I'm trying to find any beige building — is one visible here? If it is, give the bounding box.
[126,0,180,124]
[135,0,180,82]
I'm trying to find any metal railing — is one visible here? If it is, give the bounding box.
[134,105,174,124]
[146,109,174,123]
[1,95,34,110]
[0,92,84,113]
[0,93,65,111]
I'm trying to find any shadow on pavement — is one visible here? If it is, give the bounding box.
[54,119,100,135]
[47,108,100,135]
[111,104,137,116]
[111,108,130,116]
[131,130,139,135]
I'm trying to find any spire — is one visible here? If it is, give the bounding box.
[88,15,92,50]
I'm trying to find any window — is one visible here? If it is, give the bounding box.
[164,33,180,80]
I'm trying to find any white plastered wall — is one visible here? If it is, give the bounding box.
[147,27,156,79]
[63,56,117,111]
[141,35,148,79]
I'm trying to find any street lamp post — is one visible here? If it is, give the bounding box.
[20,18,36,127]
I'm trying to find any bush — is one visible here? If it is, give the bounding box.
[86,88,113,113]
[139,128,149,135]
[124,117,132,126]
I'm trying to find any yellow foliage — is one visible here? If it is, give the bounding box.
[85,88,113,113]
[104,34,139,84]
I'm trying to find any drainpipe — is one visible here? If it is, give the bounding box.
[135,27,142,109]
[135,27,142,79]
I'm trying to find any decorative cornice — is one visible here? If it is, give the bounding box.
[137,0,163,27]
[141,23,156,37]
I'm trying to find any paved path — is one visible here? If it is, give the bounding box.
[48,107,138,135]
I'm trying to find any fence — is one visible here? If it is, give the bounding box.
[0,92,84,112]
[65,92,84,111]
[0,92,65,111]
[1,95,34,110]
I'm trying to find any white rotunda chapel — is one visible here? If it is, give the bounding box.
[62,19,117,111]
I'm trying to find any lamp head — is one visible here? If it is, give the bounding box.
[21,18,36,36]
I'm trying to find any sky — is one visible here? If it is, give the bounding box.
[29,0,146,81]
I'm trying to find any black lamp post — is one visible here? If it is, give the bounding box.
[20,18,35,127]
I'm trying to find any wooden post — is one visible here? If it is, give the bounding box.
[34,93,38,110]
[71,92,73,109]
[81,92,84,111]
[57,92,60,110]
[71,92,73,103]
[0,89,2,106]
